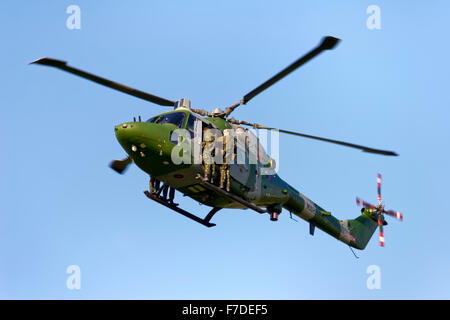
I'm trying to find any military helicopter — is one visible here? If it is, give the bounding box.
[32,36,403,250]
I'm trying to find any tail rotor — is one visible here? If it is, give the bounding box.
[356,173,403,247]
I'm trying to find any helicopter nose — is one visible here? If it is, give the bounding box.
[114,121,163,158]
[115,123,129,131]
[114,122,142,145]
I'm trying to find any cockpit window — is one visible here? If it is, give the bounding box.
[186,114,197,138]
[186,114,196,132]
[155,112,186,128]
[146,116,159,123]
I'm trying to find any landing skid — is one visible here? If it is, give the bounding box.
[143,190,220,227]
[195,174,267,214]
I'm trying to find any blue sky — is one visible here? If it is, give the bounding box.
[1,0,449,299]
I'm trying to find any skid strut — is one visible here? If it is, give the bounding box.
[143,191,220,227]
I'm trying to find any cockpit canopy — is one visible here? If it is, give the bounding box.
[146,111,273,165]
[147,112,186,128]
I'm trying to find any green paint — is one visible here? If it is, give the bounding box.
[115,108,379,250]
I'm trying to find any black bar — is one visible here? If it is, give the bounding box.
[0,300,444,318]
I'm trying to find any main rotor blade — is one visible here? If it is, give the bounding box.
[243,36,340,105]
[31,57,175,107]
[229,119,398,156]
[110,157,133,174]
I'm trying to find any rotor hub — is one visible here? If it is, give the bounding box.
[174,98,191,110]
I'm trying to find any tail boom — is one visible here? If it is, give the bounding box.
[282,185,378,250]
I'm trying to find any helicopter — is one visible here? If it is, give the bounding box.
[31,36,403,250]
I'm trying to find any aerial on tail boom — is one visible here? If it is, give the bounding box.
[31,35,402,250]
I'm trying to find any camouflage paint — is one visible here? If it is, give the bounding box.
[115,109,378,250]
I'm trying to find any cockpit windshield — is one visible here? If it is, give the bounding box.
[147,112,186,128]
[146,116,159,123]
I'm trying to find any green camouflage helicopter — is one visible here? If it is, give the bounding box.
[32,36,403,250]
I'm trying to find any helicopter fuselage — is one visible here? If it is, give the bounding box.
[115,108,376,249]
[32,35,396,250]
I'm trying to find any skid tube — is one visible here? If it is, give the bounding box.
[143,190,220,227]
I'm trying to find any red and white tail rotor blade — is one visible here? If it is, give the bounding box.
[384,210,403,221]
[356,197,376,209]
[377,173,382,204]
[378,218,385,247]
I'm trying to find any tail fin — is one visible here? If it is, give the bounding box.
[347,213,379,250]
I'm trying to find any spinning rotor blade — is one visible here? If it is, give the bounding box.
[378,218,385,247]
[356,197,376,209]
[110,157,133,174]
[357,173,404,247]
[228,119,398,156]
[383,209,403,221]
[225,36,340,116]
[31,58,175,106]
[242,36,340,104]
[377,173,382,203]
